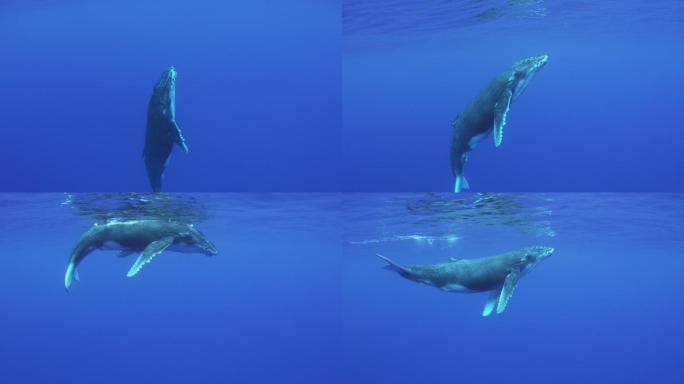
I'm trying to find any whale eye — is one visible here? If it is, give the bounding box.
[525,255,534,262]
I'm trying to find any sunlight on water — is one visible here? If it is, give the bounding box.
[343,193,557,247]
[343,193,684,249]
[62,192,211,224]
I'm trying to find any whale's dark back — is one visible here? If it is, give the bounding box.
[404,251,525,291]
[450,70,511,176]
[143,69,177,192]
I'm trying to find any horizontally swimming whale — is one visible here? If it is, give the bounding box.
[450,55,549,192]
[65,219,218,289]
[143,66,189,192]
[377,246,553,316]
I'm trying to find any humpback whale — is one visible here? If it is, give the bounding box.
[65,219,218,289]
[377,246,553,316]
[450,55,549,192]
[143,66,189,192]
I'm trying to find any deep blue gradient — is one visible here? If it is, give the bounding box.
[343,1,684,191]
[0,193,340,383]
[342,193,684,383]
[0,1,340,191]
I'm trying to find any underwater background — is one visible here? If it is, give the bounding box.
[0,193,340,383]
[1,0,683,383]
[0,0,340,192]
[343,0,684,192]
[342,192,684,383]
[2,193,683,383]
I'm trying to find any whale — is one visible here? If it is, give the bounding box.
[450,55,549,192]
[64,219,218,289]
[377,245,553,316]
[143,66,189,192]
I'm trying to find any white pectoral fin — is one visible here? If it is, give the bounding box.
[172,121,189,153]
[482,287,501,317]
[127,236,174,277]
[497,269,520,314]
[493,89,512,147]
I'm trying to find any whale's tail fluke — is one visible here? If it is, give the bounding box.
[376,253,409,274]
[64,262,79,291]
[454,174,469,193]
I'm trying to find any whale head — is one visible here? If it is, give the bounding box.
[518,245,553,274]
[154,66,177,105]
[175,226,218,256]
[509,54,548,102]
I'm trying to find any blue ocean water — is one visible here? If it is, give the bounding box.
[0,0,340,192]
[1,1,683,383]
[1,193,683,383]
[343,0,684,191]
[342,192,684,383]
[0,193,340,383]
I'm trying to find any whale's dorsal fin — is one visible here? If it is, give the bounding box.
[482,287,501,317]
[496,269,520,314]
[127,236,174,277]
[448,257,463,262]
[493,88,512,147]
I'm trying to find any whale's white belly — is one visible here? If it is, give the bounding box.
[440,283,474,293]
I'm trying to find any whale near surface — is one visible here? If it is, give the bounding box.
[143,66,189,192]
[64,219,218,290]
[378,245,554,316]
[450,55,549,192]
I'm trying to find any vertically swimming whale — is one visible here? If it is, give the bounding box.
[143,66,189,192]
[377,246,553,316]
[64,219,218,289]
[450,55,549,192]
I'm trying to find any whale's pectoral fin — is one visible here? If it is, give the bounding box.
[493,89,512,147]
[497,269,520,314]
[483,287,501,317]
[171,121,189,153]
[127,236,174,277]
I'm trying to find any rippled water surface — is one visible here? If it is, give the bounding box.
[344,0,684,40]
